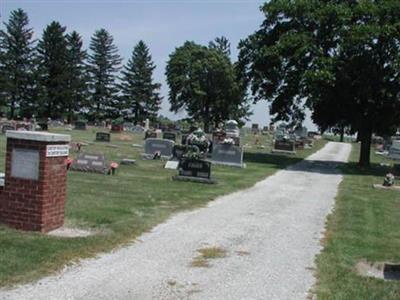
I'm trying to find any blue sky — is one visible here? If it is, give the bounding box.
[1,0,316,129]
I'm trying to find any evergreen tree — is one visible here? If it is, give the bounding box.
[88,29,122,121]
[65,31,88,123]
[36,21,69,119]
[119,41,161,124]
[0,9,36,119]
[209,36,231,57]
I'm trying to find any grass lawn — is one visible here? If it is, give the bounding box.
[315,143,400,299]
[0,128,326,287]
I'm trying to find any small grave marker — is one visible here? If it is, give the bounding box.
[96,132,111,142]
[211,144,245,168]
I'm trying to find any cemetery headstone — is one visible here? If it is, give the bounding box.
[96,132,111,142]
[143,138,175,159]
[163,132,177,142]
[251,123,259,134]
[211,143,245,168]
[173,158,215,184]
[111,123,123,133]
[225,120,240,138]
[145,130,157,139]
[272,139,296,154]
[389,140,400,160]
[74,120,87,130]
[70,153,107,174]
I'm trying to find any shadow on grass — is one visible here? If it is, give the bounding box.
[244,151,395,177]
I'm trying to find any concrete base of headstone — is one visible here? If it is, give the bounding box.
[271,149,297,155]
[141,153,172,160]
[211,161,246,168]
[172,175,216,184]
[120,159,136,165]
[373,184,400,191]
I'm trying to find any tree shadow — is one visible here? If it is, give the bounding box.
[244,151,395,177]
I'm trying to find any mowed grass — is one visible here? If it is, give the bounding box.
[315,143,400,299]
[0,128,326,287]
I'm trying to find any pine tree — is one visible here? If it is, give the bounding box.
[88,29,122,121]
[0,9,36,119]
[209,36,231,57]
[119,41,161,124]
[36,21,69,119]
[65,31,88,123]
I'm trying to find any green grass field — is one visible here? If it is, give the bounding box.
[315,144,400,299]
[0,128,326,287]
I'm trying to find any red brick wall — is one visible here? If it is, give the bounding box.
[0,138,69,232]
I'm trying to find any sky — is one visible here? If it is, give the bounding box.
[1,0,316,130]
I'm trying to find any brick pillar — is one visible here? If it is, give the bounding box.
[0,131,70,232]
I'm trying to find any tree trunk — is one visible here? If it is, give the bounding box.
[340,128,345,143]
[10,100,15,120]
[359,127,372,166]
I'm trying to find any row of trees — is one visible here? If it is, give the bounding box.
[238,0,400,166]
[0,9,251,129]
[0,9,161,124]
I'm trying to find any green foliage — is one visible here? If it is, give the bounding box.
[166,40,250,132]
[0,9,36,118]
[238,0,400,165]
[65,31,88,124]
[36,21,69,119]
[119,40,161,124]
[208,36,231,57]
[88,29,122,121]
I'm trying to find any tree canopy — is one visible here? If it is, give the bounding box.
[166,41,250,132]
[238,0,400,165]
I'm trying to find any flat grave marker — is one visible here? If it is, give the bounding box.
[96,132,111,142]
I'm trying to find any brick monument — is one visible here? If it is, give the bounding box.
[0,131,70,232]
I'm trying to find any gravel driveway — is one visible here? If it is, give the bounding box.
[0,142,351,300]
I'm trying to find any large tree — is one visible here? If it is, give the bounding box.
[65,31,88,123]
[0,9,36,119]
[166,41,249,131]
[88,29,122,121]
[238,0,400,166]
[36,21,69,119]
[119,40,161,124]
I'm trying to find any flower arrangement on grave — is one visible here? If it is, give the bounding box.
[221,137,235,145]
[186,128,210,153]
[383,173,395,186]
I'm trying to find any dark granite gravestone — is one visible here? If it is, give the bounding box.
[70,153,107,174]
[143,138,175,159]
[173,158,215,184]
[96,132,111,142]
[272,140,296,153]
[163,132,176,142]
[251,123,259,134]
[74,121,87,130]
[211,144,245,168]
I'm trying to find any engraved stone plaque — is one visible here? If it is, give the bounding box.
[11,148,39,180]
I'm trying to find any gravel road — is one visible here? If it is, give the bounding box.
[0,142,351,300]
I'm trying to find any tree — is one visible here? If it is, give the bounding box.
[65,31,88,123]
[166,41,249,132]
[119,40,161,124]
[238,0,400,166]
[36,21,69,119]
[88,29,122,121]
[209,36,231,57]
[0,9,36,119]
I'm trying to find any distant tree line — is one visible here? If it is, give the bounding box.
[0,9,251,129]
